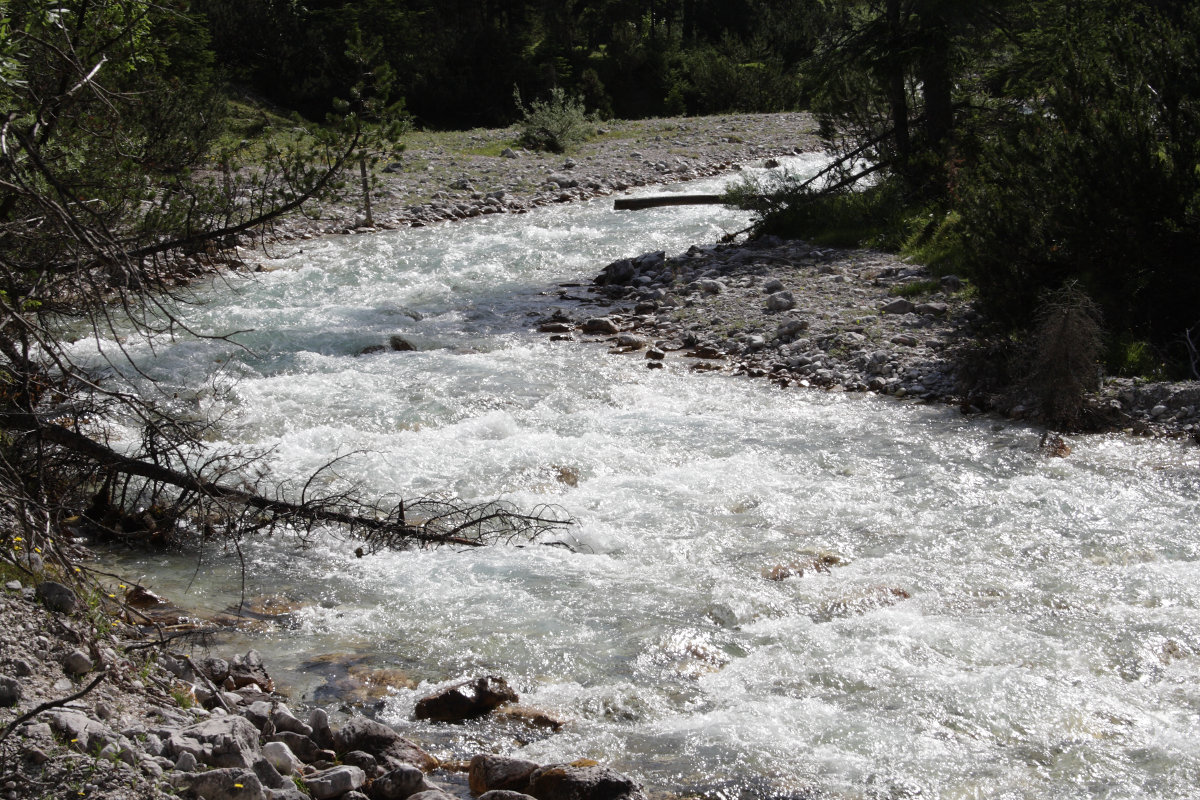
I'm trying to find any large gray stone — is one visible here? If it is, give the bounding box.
[370,764,425,800]
[229,650,274,693]
[580,317,620,335]
[342,750,381,778]
[914,301,948,317]
[0,675,21,707]
[36,581,77,614]
[309,707,335,750]
[765,291,796,311]
[45,710,118,753]
[61,649,93,676]
[182,715,262,768]
[253,757,289,789]
[334,717,436,771]
[184,768,266,800]
[881,298,915,315]
[270,706,312,736]
[306,765,366,799]
[267,730,328,763]
[267,785,310,800]
[263,741,303,775]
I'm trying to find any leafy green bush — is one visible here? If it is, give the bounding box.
[666,42,804,116]
[1108,337,1167,380]
[514,88,593,153]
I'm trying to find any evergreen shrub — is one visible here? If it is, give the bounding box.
[515,88,593,153]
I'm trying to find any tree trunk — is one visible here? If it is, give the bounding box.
[614,194,725,210]
[886,0,911,163]
[359,154,374,227]
[919,15,953,153]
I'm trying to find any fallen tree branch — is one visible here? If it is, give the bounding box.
[0,672,108,744]
[1,412,570,548]
[614,194,725,211]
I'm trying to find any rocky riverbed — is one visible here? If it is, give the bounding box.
[530,237,1200,443]
[270,112,818,238]
[0,579,646,800]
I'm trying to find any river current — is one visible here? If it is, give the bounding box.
[95,159,1200,799]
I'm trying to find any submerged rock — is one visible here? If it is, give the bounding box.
[527,763,648,800]
[414,675,518,722]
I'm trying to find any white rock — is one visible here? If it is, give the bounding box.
[263,741,303,775]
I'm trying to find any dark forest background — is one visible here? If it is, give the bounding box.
[194,0,816,126]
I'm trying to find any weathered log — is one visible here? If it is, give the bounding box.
[613,194,726,210]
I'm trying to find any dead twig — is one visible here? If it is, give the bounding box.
[0,672,108,744]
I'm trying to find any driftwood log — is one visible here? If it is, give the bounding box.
[613,194,726,210]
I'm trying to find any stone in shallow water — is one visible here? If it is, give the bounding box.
[580,317,620,334]
[372,764,425,800]
[469,754,540,795]
[334,717,436,771]
[527,763,647,800]
[413,675,518,722]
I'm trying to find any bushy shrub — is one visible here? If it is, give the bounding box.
[514,87,593,153]
[1027,285,1103,430]
[666,42,804,116]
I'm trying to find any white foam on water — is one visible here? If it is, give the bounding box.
[97,157,1200,798]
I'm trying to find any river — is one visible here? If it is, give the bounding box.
[94,157,1200,799]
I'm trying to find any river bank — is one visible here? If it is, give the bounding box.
[0,578,649,800]
[251,109,1197,441]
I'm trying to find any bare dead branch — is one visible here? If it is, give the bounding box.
[0,672,108,744]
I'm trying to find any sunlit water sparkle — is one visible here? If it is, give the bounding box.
[97,158,1200,799]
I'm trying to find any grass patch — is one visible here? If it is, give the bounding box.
[0,559,27,585]
[747,181,909,249]
[170,687,195,709]
[461,140,520,158]
[212,96,317,162]
[889,280,941,298]
[1107,336,1169,379]
[900,209,965,273]
[742,177,969,276]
